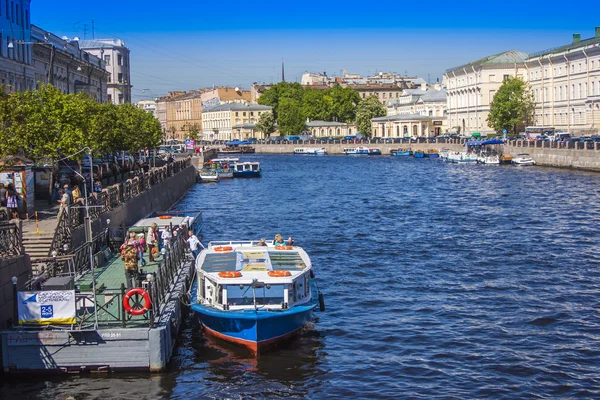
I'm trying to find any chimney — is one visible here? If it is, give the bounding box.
[596,27,600,37]
[573,33,581,43]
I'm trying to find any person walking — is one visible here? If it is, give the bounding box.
[187,229,204,260]
[0,183,7,207]
[5,184,18,219]
[120,241,140,289]
[137,233,147,267]
[161,225,172,251]
[147,223,158,262]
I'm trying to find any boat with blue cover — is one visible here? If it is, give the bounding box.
[191,241,323,353]
[390,148,411,156]
[413,150,425,158]
[233,161,261,177]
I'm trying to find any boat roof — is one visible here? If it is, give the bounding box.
[212,158,239,163]
[197,241,311,281]
[133,210,201,229]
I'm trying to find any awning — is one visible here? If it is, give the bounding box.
[466,139,504,146]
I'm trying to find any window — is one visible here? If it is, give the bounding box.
[503,74,509,81]
[592,82,596,96]
[382,93,386,98]
[578,63,582,72]
[243,112,246,116]
[118,94,123,104]
[489,74,495,82]
[559,86,562,100]
[235,112,238,117]
[118,54,122,65]
[118,73,123,83]
[104,54,110,65]
[250,111,254,116]
[593,61,596,69]
[571,84,574,98]
[577,84,581,98]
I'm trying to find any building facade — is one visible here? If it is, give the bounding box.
[444,50,528,135]
[31,25,107,101]
[201,103,272,140]
[79,38,131,105]
[136,100,157,117]
[0,0,34,92]
[371,114,446,138]
[526,30,600,134]
[307,120,357,138]
[387,86,447,118]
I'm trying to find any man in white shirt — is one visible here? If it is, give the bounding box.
[161,226,172,251]
[187,229,204,259]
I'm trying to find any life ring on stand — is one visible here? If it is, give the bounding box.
[268,270,292,277]
[214,246,233,252]
[218,271,242,278]
[158,215,172,220]
[123,288,152,316]
[274,246,293,250]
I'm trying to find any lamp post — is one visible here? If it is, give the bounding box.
[11,276,18,327]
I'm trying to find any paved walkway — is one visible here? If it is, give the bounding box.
[21,201,60,235]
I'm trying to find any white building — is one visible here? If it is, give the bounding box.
[136,100,157,117]
[0,0,34,92]
[526,29,600,134]
[443,50,528,135]
[79,38,131,104]
[387,86,447,118]
[307,120,356,138]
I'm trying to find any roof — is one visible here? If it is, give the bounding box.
[528,35,600,59]
[232,123,257,129]
[78,39,127,49]
[371,114,437,122]
[306,120,349,127]
[420,89,447,102]
[446,50,528,74]
[203,103,272,112]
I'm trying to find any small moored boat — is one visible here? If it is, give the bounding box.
[512,154,536,166]
[233,161,261,177]
[198,168,219,183]
[390,148,411,156]
[293,147,327,155]
[500,154,513,164]
[212,158,239,179]
[425,149,439,158]
[413,150,425,158]
[191,241,323,353]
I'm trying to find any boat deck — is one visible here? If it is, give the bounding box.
[75,252,167,327]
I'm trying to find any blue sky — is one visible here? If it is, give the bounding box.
[31,1,600,102]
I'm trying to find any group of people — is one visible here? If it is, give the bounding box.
[56,183,83,218]
[0,183,20,219]
[257,233,294,247]
[121,222,205,289]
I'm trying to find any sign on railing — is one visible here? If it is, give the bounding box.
[17,290,76,325]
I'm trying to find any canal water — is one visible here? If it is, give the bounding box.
[3,154,600,399]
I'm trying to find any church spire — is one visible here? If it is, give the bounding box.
[281,58,285,82]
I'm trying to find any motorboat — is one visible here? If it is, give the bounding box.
[233,161,261,177]
[198,168,219,183]
[446,152,478,163]
[413,150,425,158]
[293,147,327,155]
[425,149,439,158]
[368,148,382,155]
[191,241,323,353]
[512,154,536,166]
[343,147,380,155]
[500,154,513,164]
[390,148,411,156]
[477,154,500,164]
[211,158,239,179]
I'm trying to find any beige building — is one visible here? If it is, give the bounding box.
[201,103,272,140]
[387,86,447,118]
[371,114,446,138]
[155,98,167,133]
[444,50,528,135]
[307,120,357,138]
[526,29,600,134]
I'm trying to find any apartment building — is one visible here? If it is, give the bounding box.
[201,103,272,140]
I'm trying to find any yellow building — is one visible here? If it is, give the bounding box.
[202,103,273,140]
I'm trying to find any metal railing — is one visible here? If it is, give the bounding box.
[0,221,24,258]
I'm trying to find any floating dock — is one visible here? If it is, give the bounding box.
[0,211,202,373]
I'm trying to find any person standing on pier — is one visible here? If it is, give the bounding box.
[147,223,158,262]
[187,229,204,260]
[121,241,140,289]
[161,225,173,251]
[137,233,147,267]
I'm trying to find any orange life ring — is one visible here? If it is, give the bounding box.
[214,246,233,252]
[268,270,292,277]
[123,288,152,316]
[218,271,242,278]
[158,215,172,220]
[274,246,293,250]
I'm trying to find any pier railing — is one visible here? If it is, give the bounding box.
[48,157,192,257]
[0,221,24,258]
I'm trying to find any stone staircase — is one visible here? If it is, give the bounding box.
[22,231,55,259]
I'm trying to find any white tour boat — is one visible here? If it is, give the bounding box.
[293,147,327,155]
[512,154,536,166]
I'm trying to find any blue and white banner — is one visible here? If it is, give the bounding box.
[17,290,76,325]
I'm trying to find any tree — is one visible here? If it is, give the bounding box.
[256,112,276,137]
[258,82,304,120]
[328,84,360,122]
[277,97,305,135]
[487,76,535,135]
[301,89,332,121]
[355,95,386,137]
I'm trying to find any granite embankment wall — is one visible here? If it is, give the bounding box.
[251,142,600,170]
[71,165,197,247]
[253,143,465,154]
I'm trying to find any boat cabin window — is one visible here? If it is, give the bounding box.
[251,164,258,171]
[268,251,306,270]
[201,253,237,272]
[224,284,285,306]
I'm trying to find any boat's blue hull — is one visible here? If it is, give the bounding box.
[391,151,411,156]
[191,302,316,353]
[233,170,261,178]
[426,153,439,158]
[413,152,425,158]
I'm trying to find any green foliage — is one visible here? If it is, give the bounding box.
[256,112,276,137]
[487,76,536,134]
[277,97,305,135]
[355,95,386,137]
[259,83,360,129]
[0,84,162,162]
